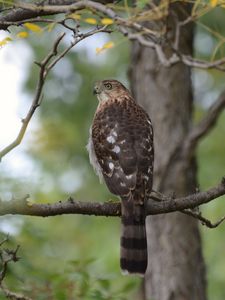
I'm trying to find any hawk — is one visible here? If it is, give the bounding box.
[87,79,154,275]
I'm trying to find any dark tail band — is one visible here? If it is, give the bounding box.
[120,203,147,276]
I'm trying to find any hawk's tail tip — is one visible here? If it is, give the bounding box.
[121,266,145,277]
[120,256,147,276]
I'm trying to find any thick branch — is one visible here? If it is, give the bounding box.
[0,178,225,218]
[0,196,122,217]
[0,0,84,30]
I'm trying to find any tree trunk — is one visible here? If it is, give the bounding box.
[129,3,207,300]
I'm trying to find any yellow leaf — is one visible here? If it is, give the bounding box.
[103,41,114,49]
[101,18,114,25]
[84,18,97,25]
[96,41,115,54]
[24,22,42,33]
[0,37,12,47]
[210,0,218,7]
[68,13,81,20]
[16,31,29,38]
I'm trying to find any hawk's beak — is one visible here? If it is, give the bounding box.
[93,85,101,95]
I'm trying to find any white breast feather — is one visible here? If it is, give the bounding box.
[106,135,115,143]
[86,128,103,183]
[112,145,120,153]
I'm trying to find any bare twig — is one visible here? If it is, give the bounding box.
[0,178,224,220]
[128,33,225,70]
[0,244,20,283]
[0,235,9,247]
[0,238,30,300]
[151,185,225,228]
[0,33,65,161]
[46,25,109,73]
[183,89,225,159]
[0,24,108,161]
[182,209,225,228]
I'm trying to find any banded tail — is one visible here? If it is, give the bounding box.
[120,199,147,276]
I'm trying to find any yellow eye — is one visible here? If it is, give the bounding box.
[104,83,112,90]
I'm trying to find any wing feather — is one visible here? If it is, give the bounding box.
[91,98,153,199]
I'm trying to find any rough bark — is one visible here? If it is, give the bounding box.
[129,3,207,300]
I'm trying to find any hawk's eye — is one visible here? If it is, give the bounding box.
[104,83,112,90]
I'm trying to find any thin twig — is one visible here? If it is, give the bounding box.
[182,209,225,228]
[0,24,108,161]
[0,238,31,300]
[183,89,225,159]
[0,33,65,161]
[46,25,108,73]
[0,240,18,283]
[150,189,225,228]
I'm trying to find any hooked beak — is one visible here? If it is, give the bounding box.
[93,86,98,95]
[93,81,101,95]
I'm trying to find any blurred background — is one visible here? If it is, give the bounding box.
[0,4,225,300]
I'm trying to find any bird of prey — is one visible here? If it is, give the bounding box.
[87,79,154,275]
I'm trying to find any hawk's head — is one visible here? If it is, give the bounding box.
[93,79,130,102]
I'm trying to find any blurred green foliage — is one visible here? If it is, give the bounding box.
[198,113,225,300]
[194,7,225,300]
[1,21,142,299]
[0,3,225,300]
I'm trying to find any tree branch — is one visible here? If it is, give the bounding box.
[0,178,225,221]
[182,209,225,228]
[1,1,225,71]
[183,89,225,159]
[0,0,83,31]
[0,237,31,300]
[0,33,64,161]
[0,25,108,161]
